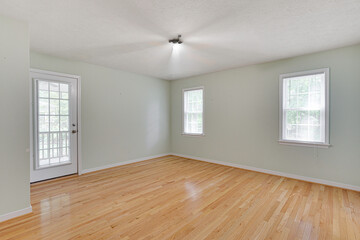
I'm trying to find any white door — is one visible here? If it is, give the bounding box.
[30,70,79,182]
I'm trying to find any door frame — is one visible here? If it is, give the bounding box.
[29,68,82,182]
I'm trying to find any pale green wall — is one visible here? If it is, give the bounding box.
[2,14,359,219]
[171,44,360,187]
[30,52,170,170]
[0,16,30,215]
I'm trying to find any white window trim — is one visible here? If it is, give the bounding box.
[182,86,205,136]
[279,68,330,148]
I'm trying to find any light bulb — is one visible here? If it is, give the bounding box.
[172,44,180,50]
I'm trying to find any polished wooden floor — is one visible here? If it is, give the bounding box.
[1,155,359,240]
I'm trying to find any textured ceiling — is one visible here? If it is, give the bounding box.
[1,0,360,80]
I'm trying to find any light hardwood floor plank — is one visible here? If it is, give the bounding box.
[0,155,359,240]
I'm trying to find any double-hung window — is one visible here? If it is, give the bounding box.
[183,87,204,135]
[279,68,329,147]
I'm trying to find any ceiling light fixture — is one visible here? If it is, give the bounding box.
[169,35,183,45]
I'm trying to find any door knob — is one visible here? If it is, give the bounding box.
[72,130,77,134]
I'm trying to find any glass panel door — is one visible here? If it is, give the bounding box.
[31,70,78,183]
[36,80,71,168]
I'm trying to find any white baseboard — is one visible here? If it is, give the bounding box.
[170,153,360,192]
[0,206,32,223]
[80,153,171,174]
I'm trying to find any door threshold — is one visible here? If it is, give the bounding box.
[31,173,78,184]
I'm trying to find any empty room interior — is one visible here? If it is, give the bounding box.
[1,0,360,239]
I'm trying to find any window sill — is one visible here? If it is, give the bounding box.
[182,133,205,137]
[278,140,331,148]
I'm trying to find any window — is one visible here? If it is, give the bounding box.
[279,68,329,147]
[35,80,72,168]
[183,87,204,135]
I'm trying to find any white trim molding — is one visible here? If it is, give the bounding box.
[170,153,360,192]
[30,68,80,79]
[278,140,331,148]
[0,206,32,223]
[80,153,171,174]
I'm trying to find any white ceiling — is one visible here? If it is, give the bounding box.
[1,0,360,80]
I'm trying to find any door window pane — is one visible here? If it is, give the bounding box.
[39,99,49,115]
[60,83,69,99]
[39,116,49,132]
[50,116,60,132]
[36,80,71,168]
[60,116,69,131]
[50,99,60,115]
[60,100,69,115]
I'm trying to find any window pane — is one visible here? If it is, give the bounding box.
[309,111,320,125]
[60,116,69,131]
[50,91,59,98]
[286,124,297,140]
[50,132,59,148]
[61,133,67,147]
[39,159,49,166]
[183,88,203,134]
[39,116,49,132]
[50,116,59,132]
[297,125,308,140]
[36,80,72,168]
[50,82,59,91]
[288,80,298,95]
[60,84,69,99]
[297,111,308,124]
[61,156,70,163]
[60,100,69,115]
[309,126,321,142]
[38,81,48,90]
[61,92,69,99]
[281,70,327,143]
[286,110,297,125]
[50,99,60,115]
[297,94,308,108]
[50,158,60,164]
[298,78,309,93]
[53,148,58,158]
[287,95,297,108]
[310,74,323,92]
[50,83,60,99]
[39,90,49,98]
[60,84,68,92]
[39,99,49,115]
[39,133,49,150]
[309,93,321,108]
